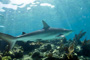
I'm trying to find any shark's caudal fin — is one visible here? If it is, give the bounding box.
[0,32,17,51]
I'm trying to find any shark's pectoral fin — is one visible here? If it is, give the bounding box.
[42,20,50,30]
[57,34,65,37]
[57,34,63,37]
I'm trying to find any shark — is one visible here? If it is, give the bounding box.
[0,20,72,51]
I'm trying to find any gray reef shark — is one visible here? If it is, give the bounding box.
[0,20,72,50]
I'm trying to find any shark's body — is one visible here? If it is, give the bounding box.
[17,28,71,41]
[0,20,72,50]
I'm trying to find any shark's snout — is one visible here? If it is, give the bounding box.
[60,29,73,36]
[66,30,73,35]
[57,29,73,37]
[66,30,73,33]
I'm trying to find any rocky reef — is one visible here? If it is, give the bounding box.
[0,30,90,60]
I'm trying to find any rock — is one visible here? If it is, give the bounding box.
[60,37,67,44]
[82,44,90,57]
[51,44,56,50]
[32,52,43,60]
[39,44,52,52]
[76,45,82,52]
[2,51,14,58]
[32,52,40,58]
[63,54,79,60]
[45,57,60,60]
[0,41,8,52]
[78,56,86,60]
[74,45,83,56]
[16,41,40,52]
[0,55,2,60]
[2,56,12,60]
[53,49,59,54]
[22,55,32,60]
[12,45,24,58]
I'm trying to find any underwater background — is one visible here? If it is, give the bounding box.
[0,0,90,40]
[0,0,90,60]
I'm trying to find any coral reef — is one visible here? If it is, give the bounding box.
[2,56,12,60]
[0,55,2,60]
[73,30,86,45]
[0,30,90,60]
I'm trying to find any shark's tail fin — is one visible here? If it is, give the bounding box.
[0,32,17,51]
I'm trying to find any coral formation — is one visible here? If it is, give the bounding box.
[0,30,90,60]
[2,56,12,60]
[0,55,2,60]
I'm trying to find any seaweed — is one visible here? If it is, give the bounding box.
[66,43,74,59]
[73,30,86,45]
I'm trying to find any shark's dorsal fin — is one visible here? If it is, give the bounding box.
[42,20,50,30]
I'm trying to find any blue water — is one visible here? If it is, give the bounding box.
[0,0,90,40]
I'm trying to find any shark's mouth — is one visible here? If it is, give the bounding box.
[56,34,65,37]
